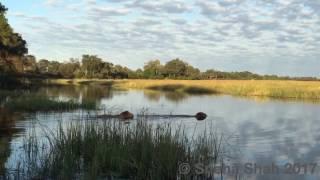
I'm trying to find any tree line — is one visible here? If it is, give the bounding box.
[19,56,318,81]
[0,2,318,82]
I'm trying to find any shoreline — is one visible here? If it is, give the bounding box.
[46,79,320,100]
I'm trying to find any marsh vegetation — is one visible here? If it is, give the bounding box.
[11,118,223,179]
[51,79,320,100]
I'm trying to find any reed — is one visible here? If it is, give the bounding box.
[14,117,223,179]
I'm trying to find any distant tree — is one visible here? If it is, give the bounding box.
[185,65,200,79]
[111,65,129,79]
[48,61,61,75]
[143,60,163,78]
[100,62,114,78]
[37,59,50,73]
[202,69,218,79]
[130,68,144,79]
[58,60,80,78]
[163,59,188,78]
[81,55,104,78]
[23,55,38,73]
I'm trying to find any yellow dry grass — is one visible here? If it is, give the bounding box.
[49,79,320,99]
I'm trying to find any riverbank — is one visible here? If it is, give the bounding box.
[48,79,320,99]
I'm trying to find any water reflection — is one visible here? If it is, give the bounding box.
[1,85,320,179]
[0,108,23,176]
[36,85,114,103]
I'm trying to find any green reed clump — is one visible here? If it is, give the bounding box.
[4,96,97,112]
[15,118,222,179]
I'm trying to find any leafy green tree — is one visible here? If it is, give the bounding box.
[143,60,163,78]
[81,55,104,78]
[37,59,50,73]
[163,59,188,78]
[185,65,200,79]
[111,65,129,79]
[58,60,80,78]
[48,61,61,75]
[202,69,218,79]
[129,68,144,79]
[23,55,38,73]
[0,3,27,60]
[0,3,27,73]
[100,62,114,78]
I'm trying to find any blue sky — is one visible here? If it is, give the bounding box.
[2,0,320,76]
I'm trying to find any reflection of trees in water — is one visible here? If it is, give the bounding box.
[164,92,188,102]
[0,108,22,176]
[0,137,11,176]
[36,85,114,103]
[80,85,113,102]
[143,90,189,103]
[37,85,81,99]
[143,90,161,102]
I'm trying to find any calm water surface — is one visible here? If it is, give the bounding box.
[2,85,320,179]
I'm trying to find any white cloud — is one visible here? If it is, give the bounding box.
[5,0,320,76]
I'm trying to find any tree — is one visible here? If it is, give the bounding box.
[185,65,200,79]
[100,62,114,78]
[202,69,218,79]
[129,68,144,79]
[81,55,104,78]
[143,60,163,78]
[163,59,188,78]
[58,60,80,78]
[0,3,7,13]
[111,65,129,79]
[23,55,38,73]
[37,59,50,73]
[48,61,61,75]
[0,3,27,73]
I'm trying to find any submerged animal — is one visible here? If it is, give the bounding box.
[98,111,206,121]
[195,112,207,121]
[119,111,134,120]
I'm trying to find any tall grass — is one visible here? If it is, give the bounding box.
[111,80,320,99]
[5,96,97,112]
[49,79,320,99]
[14,118,223,179]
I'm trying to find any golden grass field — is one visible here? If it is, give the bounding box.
[49,79,320,99]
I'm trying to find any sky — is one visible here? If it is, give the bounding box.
[2,0,320,77]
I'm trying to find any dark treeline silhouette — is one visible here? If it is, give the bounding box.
[0,2,318,85]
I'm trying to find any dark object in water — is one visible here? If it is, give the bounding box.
[195,112,207,120]
[119,111,134,120]
[98,112,206,121]
[136,112,207,121]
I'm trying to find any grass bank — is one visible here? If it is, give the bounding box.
[14,118,222,179]
[50,79,320,99]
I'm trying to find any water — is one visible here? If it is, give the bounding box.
[1,85,320,179]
